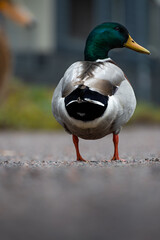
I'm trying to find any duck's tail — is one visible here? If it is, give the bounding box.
[64,85,108,121]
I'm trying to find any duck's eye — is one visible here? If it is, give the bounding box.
[114,26,120,31]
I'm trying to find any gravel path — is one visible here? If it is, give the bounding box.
[0,126,160,240]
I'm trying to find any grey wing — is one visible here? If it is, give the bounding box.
[52,62,83,125]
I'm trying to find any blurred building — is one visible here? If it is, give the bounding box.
[2,0,160,104]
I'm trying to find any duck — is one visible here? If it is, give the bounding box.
[0,0,35,92]
[52,22,150,162]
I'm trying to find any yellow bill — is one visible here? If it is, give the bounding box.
[124,35,150,55]
[0,1,35,27]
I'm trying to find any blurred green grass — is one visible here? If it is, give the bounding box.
[130,102,160,125]
[0,79,60,130]
[0,79,159,130]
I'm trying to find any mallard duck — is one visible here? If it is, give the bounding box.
[0,0,35,92]
[52,22,150,161]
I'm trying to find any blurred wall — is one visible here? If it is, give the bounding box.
[2,0,160,105]
[5,0,56,53]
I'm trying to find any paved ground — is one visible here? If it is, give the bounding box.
[0,126,160,240]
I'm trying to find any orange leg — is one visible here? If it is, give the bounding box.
[72,135,86,162]
[111,133,126,162]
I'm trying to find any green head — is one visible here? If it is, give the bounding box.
[84,22,150,61]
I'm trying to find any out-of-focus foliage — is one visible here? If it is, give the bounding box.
[0,79,159,130]
[0,79,61,130]
[130,103,160,125]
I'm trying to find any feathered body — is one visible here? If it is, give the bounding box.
[52,58,136,140]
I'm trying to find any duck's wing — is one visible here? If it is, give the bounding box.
[61,59,125,98]
[52,59,136,136]
[52,59,125,126]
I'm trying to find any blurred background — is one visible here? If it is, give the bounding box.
[0,0,160,130]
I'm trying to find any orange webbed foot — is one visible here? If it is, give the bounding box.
[108,133,126,162]
[110,156,126,162]
[72,135,87,162]
[77,156,86,162]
